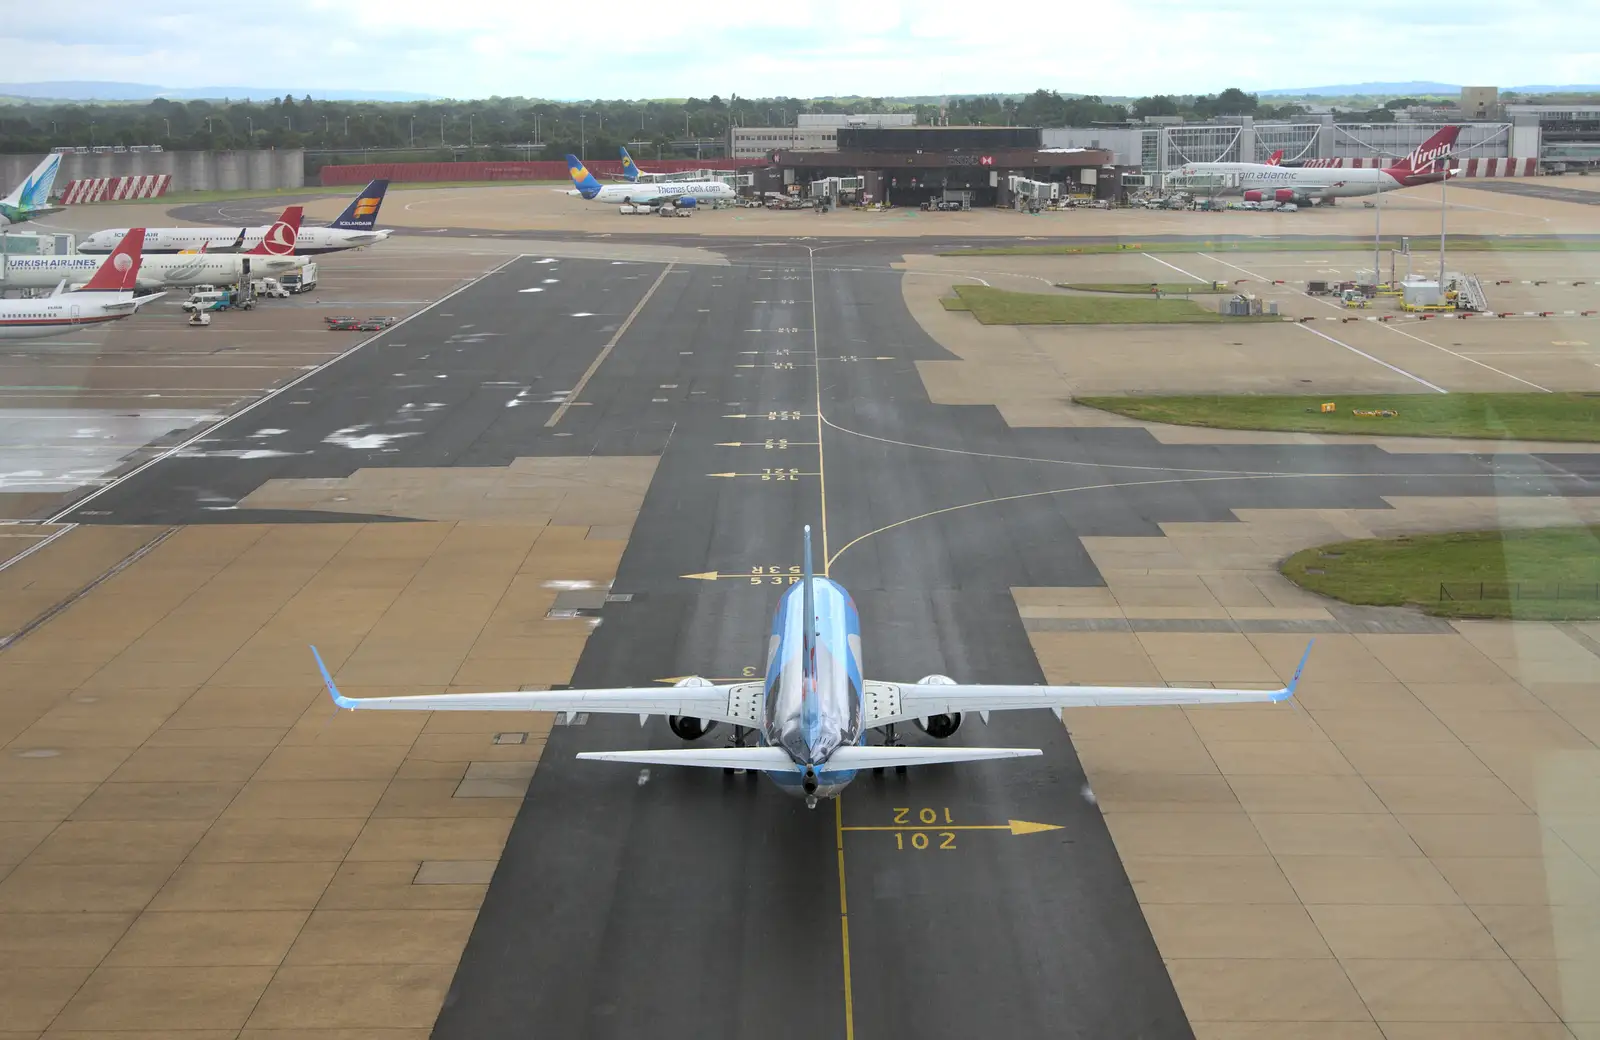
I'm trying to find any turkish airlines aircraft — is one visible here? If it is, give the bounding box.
[1176,126,1461,206]
[78,181,392,255]
[0,229,163,341]
[314,527,1312,810]
[3,209,305,290]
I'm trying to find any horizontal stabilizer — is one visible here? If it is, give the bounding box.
[825,746,1042,769]
[576,747,795,769]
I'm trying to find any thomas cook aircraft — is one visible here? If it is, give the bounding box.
[314,528,1311,809]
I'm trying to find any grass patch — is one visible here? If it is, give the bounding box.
[942,284,1275,325]
[1075,393,1600,443]
[943,236,1600,257]
[1060,281,1231,294]
[1281,527,1600,619]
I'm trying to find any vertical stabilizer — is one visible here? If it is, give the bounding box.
[619,146,641,182]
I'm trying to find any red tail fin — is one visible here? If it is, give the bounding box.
[78,228,145,292]
[249,206,302,255]
[1391,125,1462,174]
[1267,149,1283,165]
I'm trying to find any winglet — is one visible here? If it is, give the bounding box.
[1271,639,1314,702]
[310,646,359,709]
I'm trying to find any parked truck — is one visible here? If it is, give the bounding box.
[280,262,318,294]
[250,277,290,299]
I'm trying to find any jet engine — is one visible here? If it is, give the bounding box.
[1242,190,1263,203]
[912,674,961,739]
[1274,188,1298,203]
[677,196,698,208]
[668,675,717,740]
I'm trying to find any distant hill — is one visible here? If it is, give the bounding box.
[1260,81,1600,97]
[0,81,437,102]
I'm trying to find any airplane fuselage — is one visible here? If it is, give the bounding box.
[0,297,139,340]
[759,576,865,799]
[0,252,302,289]
[585,181,737,206]
[1177,163,1453,201]
[78,226,391,255]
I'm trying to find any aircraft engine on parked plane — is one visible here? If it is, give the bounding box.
[668,676,718,740]
[913,674,962,738]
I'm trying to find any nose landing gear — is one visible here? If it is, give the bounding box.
[803,767,819,809]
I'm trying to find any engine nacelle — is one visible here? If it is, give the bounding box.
[668,676,718,740]
[1242,190,1263,203]
[913,675,961,738]
[676,196,698,208]
[1274,188,1298,203]
[668,715,717,740]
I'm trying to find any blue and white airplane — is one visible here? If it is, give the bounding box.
[0,153,65,227]
[562,154,736,209]
[314,528,1309,809]
[619,145,643,182]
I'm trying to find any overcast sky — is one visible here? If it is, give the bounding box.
[4,0,1592,99]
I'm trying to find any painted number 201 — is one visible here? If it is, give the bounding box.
[892,807,957,851]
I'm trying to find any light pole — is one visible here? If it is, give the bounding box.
[163,118,170,138]
[89,121,96,147]
[410,115,415,147]
[580,114,586,160]
[1438,151,1452,288]
[1373,178,1383,288]
[469,114,475,148]
[344,116,350,137]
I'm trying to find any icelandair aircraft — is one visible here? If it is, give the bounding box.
[0,229,163,340]
[563,154,736,208]
[79,180,392,255]
[0,153,65,226]
[1175,126,1461,206]
[315,528,1310,809]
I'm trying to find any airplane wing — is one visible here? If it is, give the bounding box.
[864,641,1311,727]
[574,745,1042,771]
[311,646,762,726]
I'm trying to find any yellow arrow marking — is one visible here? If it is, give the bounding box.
[707,472,820,478]
[715,442,819,447]
[841,820,1063,836]
[680,571,722,580]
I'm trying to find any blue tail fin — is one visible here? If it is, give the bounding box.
[329,179,388,230]
[565,154,603,199]
[619,146,640,182]
[801,525,816,684]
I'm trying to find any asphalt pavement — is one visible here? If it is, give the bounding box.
[56,237,1600,1040]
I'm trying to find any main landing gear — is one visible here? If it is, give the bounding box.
[723,726,755,778]
[874,723,908,775]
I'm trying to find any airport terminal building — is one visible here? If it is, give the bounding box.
[753,126,1118,207]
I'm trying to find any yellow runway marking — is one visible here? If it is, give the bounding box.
[843,820,1064,836]
[835,797,854,1040]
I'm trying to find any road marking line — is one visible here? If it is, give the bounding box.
[1296,324,1449,393]
[1142,253,1210,283]
[546,262,675,427]
[835,797,855,1040]
[0,523,76,575]
[1377,322,1551,392]
[810,249,831,572]
[45,253,526,523]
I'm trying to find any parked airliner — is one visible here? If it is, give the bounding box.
[314,528,1310,809]
[0,229,163,340]
[3,210,304,290]
[562,154,736,208]
[1175,126,1461,206]
[78,180,392,255]
[0,153,64,226]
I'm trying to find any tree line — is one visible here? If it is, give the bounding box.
[0,88,1312,157]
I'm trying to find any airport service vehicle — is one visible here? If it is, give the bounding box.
[0,153,64,227]
[0,229,163,341]
[314,527,1311,810]
[78,180,392,256]
[281,262,318,293]
[326,316,395,331]
[562,155,735,209]
[182,288,252,313]
[250,278,290,298]
[1174,126,1462,207]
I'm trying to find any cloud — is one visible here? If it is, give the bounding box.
[0,0,1591,99]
